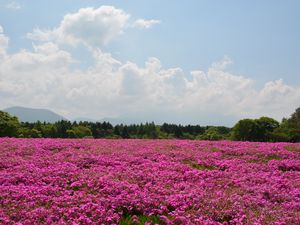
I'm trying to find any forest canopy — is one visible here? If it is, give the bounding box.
[0,107,299,142]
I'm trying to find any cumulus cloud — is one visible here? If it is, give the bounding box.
[27,6,161,47]
[133,19,161,29]
[27,6,130,47]
[2,7,300,125]
[5,2,21,10]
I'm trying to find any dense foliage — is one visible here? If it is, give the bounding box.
[0,138,299,224]
[231,117,279,142]
[231,108,300,142]
[0,111,20,137]
[0,107,299,142]
[1,118,231,140]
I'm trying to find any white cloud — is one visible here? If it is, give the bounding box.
[0,26,9,59]
[2,6,300,125]
[27,6,128,47]
[1,37,299,125]
[27,6,130,47]
[5,2,21,10]
[133,19,161,29]
[27,6,161,47]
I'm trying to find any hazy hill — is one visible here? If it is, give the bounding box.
[3,106,67,123]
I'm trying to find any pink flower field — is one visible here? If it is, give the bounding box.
[0,138,299,225]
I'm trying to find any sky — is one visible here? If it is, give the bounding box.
[0,0,299,126]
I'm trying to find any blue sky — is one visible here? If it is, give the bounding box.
[1,0,300,84]
[0,1,299,125]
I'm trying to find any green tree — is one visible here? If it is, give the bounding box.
[71,126,92,138]
[41,124,57,138]
[66,129,77,138]
[287,107,300,128]
[18,127,32,138]
[233,117,281,142]
[30,129,42,138]
[231,119,258,141]
[0,111,20,137]
[174,126,183,138]
[202,127,222,140]
[271,126,290,142]
[278,107,300,142]
[55,120,72,138]
[121,126,130,138]
[113,125,121,136]
[255,117,279,141]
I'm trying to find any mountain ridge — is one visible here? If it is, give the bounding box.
[3,106,67,123]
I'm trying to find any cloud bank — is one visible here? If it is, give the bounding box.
[1,6,300,125]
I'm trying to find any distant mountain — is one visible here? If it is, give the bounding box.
[3,106,67,123]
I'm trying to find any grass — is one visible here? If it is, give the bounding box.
[285,145,300,153]
[117,207,166,225]
[119,214,165,225]
[261,154,282,163]
[182,159,217,170]
[191,163,217,170]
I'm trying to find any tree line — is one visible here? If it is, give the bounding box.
[0,107,299,142]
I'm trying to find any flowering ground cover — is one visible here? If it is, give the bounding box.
[0,138,299,224]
